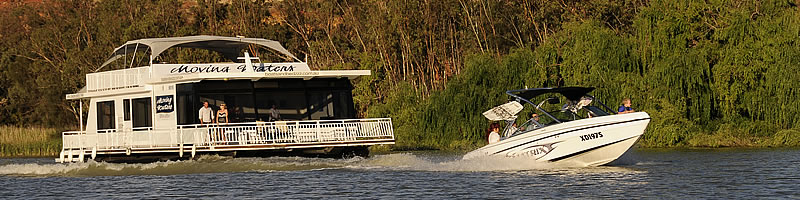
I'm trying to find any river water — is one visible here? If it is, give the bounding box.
[1,148,798,199]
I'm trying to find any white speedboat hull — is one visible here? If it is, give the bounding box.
[463,112,650,167]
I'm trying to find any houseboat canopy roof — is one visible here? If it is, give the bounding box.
[100,35,301,68]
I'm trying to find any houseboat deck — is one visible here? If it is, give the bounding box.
[58,118,393,163]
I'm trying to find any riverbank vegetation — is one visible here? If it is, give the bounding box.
[0,126,61,157]
[1,0,799,155]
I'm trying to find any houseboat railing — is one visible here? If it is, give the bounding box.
[61,118,394,151]
[86,66,149,92]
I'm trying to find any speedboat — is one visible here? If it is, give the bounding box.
[463,87,650,167]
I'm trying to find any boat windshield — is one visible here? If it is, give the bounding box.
[505,94,616,138]
[508,108,577,137]
[508,103,613,138]
[535,97,614,122]
[511,118,542,136]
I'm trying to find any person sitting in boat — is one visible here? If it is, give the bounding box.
[618,98,635,114]
[526,113,541,130]
[576,97,595,118]
[503,122,518,138]
[198,101,215,125]
[217,104,229,124]
[487,122,501,144]
[269,105,281,121]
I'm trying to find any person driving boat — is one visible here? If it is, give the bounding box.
[526,113,541,130]
[618,98,635,114]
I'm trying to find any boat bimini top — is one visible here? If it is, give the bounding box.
[506,87,596,102]
[484,87,618,130]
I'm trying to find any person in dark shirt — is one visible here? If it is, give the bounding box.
[618,98,635,114]
[526,113,541,130]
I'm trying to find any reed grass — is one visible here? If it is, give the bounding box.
[0,126,62,157]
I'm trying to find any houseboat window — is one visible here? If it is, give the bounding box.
[256,91,307,120]
[96,101,115,130]
[198,94,257,123]
[305,91,355,120]
[132,97,152,128]
[226,94,257,122]
[307,91,334,119]
[177,83,193,93]
[175,79,357,124]
[334,91,354,118]
[176,93,194,125]
[123,99,131,121]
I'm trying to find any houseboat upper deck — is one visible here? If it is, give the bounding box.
[58,35,395,163]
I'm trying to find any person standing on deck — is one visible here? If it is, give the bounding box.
[269,105,281,122]
[618,98,635,114]
[217,104,229,124]
[199,101,215,124]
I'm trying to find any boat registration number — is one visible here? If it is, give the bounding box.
[580,132,603,141]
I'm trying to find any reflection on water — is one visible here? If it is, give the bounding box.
[1,149,799,199]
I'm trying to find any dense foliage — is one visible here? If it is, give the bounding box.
[1,0,798,149]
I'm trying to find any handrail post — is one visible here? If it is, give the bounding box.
[77,131,83,153]
[148,128,153,148]
[179,126,184,157]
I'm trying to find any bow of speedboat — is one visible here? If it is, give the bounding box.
[538,112,650,166]
[547,133,642,167]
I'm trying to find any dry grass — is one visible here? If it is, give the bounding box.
[0,126,62,157]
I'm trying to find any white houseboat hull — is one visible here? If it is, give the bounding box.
[463,112,650,167]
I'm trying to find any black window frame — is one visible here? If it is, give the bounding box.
[96,100,115,130]
[123,99,131,121]
[132,97,152,129]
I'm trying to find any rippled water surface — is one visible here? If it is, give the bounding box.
[1,148,799,199]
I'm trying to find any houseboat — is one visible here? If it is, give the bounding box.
[57,35,395,163]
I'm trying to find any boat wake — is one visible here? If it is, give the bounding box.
[0,153,625,177]
[352,153,578,171]
[0,155,354,177]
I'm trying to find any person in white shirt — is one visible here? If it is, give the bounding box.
[198,101,214,124]
[269,105,281,121]
[488,122,501,144]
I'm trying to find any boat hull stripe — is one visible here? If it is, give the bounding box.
[547,135,638,162]
[492,118,650,155]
